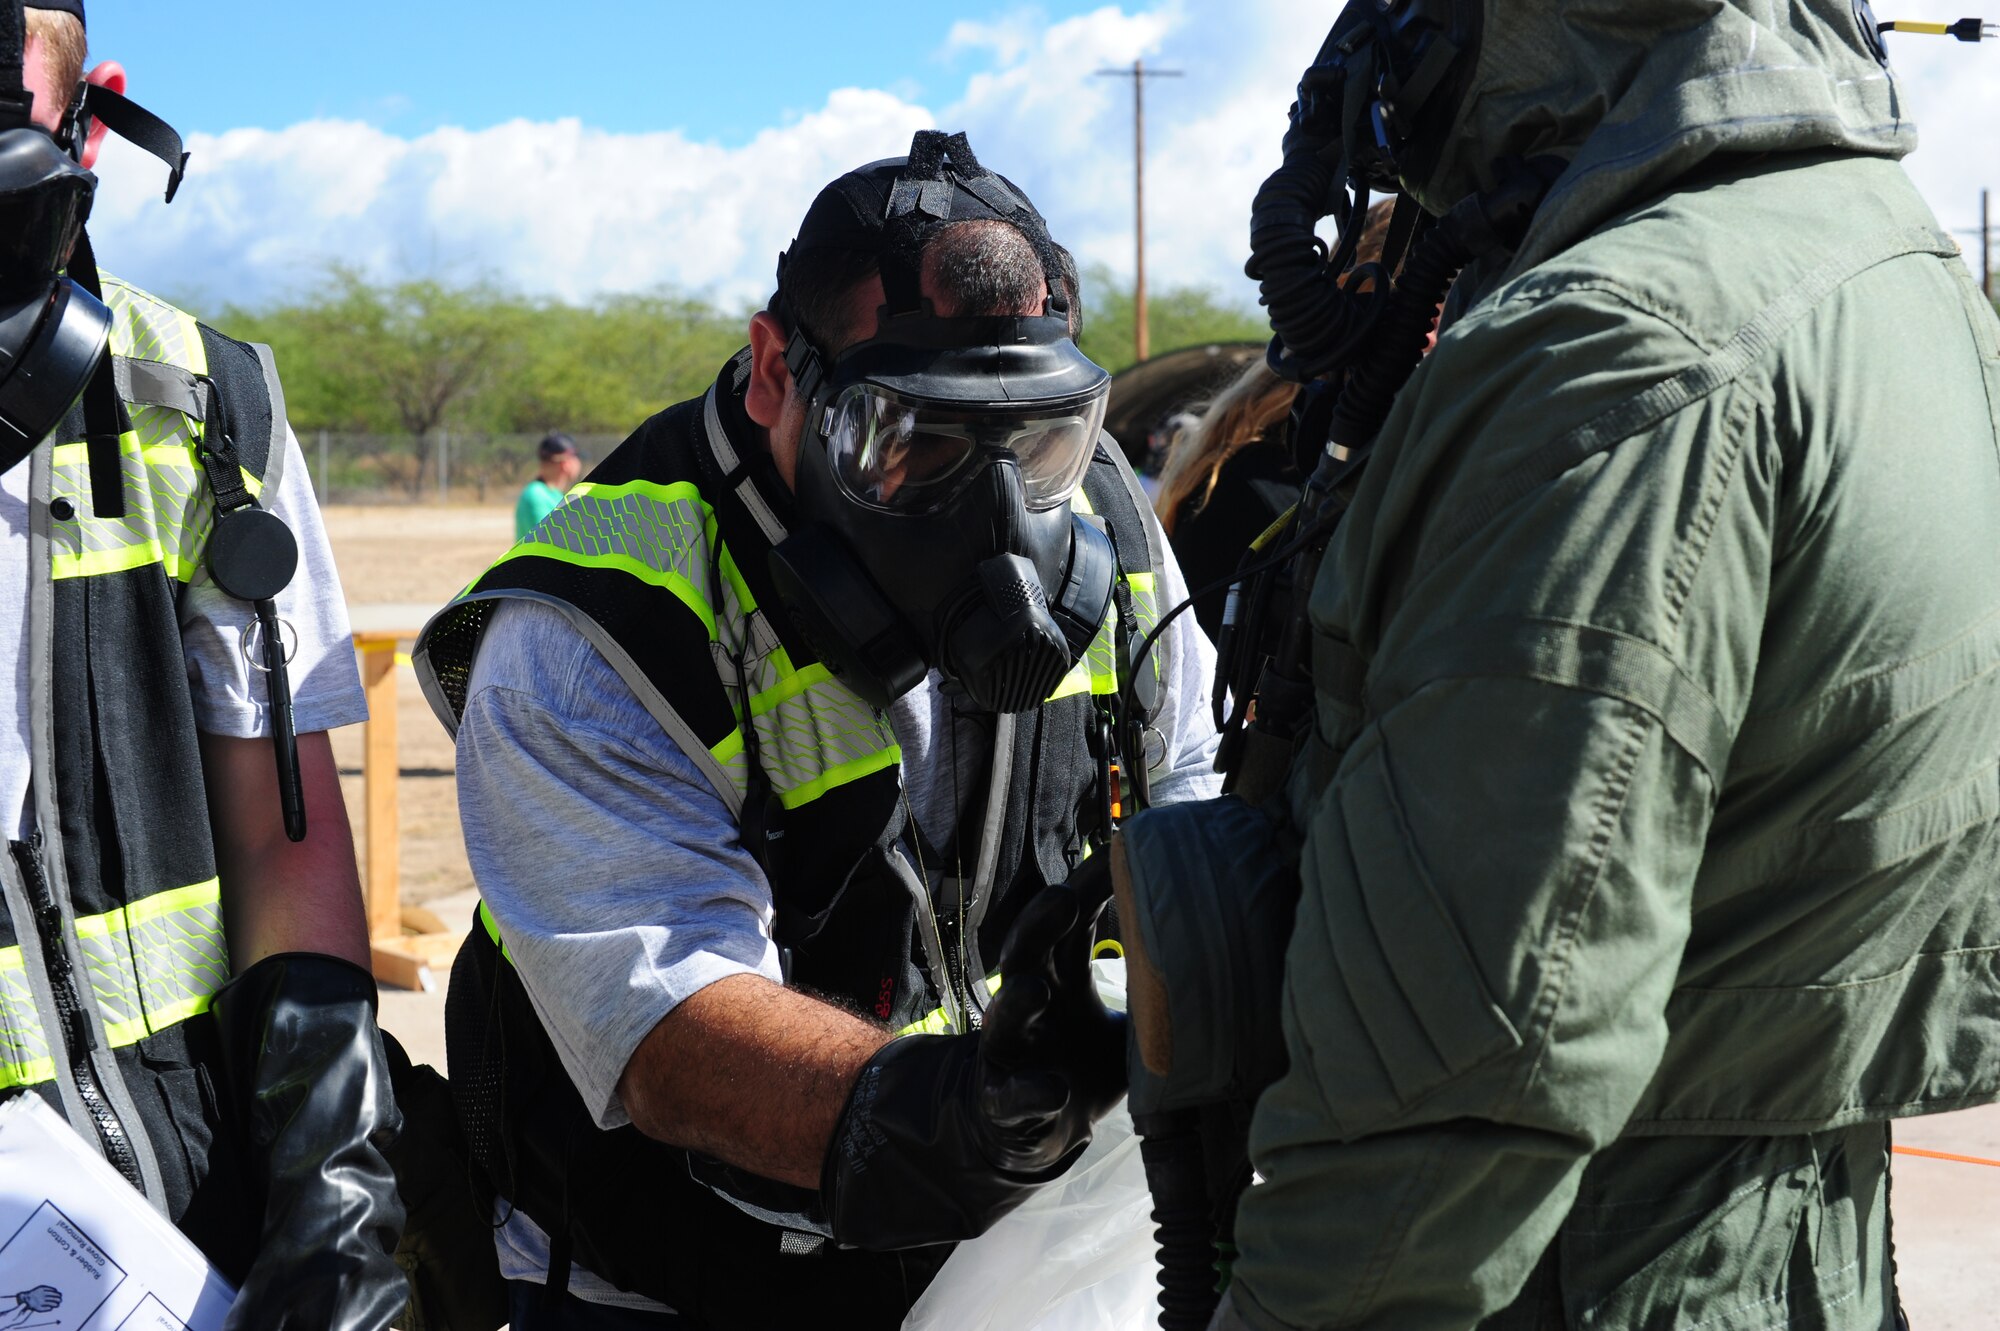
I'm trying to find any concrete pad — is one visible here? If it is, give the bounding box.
[1887,1102,2000,1327]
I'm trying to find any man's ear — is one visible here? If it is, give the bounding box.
[744,311,793,430]
[79,61,125,171]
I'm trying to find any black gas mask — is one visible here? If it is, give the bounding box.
[0,0,186,478]
[0,0,106,471]
[767,131,1117,715]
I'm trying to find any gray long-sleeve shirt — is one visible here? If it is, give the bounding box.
[457,545,1220,1307]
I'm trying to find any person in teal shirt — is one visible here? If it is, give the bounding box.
[516,432,582,539]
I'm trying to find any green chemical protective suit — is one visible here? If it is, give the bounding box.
[1120,3,2000,1328]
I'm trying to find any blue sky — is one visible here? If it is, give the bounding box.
[85,1,1113,141]
[73,1,1999,315]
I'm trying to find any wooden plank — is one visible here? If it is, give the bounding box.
[358,636,401,949]
[369,941,434,994]
[398,932,465,966]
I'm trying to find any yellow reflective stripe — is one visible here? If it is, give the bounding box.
[489,544,714,637]
[478,899,516,965]
[715,539,759,620]
[1047,658,1101,702]
[0,944,56,1091]
[1048,568,1156,702]
[709,665,844,768]
[0,879,224,1088]
[49,441,265,500]
[71,880,222,940]
[47,429,263,583]
[748,662,832,718]
[52,541,184,582]
[497,479,719,637]
[566,477,704,508]
[775,746,903,811]
[102,274,207,376]
[896,974,1004,1037]
[0,1057,56,1090]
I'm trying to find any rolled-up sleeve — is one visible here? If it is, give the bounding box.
[456,599,781,1129]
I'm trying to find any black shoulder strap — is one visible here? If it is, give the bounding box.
[195,324,279,483]
[67,231,129,518]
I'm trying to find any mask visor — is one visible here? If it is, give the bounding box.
[823,382,1107,515]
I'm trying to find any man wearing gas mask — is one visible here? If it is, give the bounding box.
[0,4,406,1330]
[1111,1,2000,1329]
[414,129,1219,1328]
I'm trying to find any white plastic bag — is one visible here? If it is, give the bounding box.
[902,961,1161,1331]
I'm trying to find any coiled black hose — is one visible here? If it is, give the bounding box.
[1326,163,1555,453]
[1246,135,1387,383]
[1139,1124,1217,1331]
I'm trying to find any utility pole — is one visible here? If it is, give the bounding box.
[1983,188,1991,301]
[1097,59,1182,362]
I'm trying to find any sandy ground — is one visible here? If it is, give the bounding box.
[323,504,2000,1324]
[323,503,510,909]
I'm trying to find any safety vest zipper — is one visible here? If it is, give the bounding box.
[12,838,143,1188]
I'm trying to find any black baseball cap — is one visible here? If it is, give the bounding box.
[27,2,86,23]
[537,432,578,461]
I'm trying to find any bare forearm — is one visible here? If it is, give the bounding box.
[200,731,371,972]
[618,974,893,1188]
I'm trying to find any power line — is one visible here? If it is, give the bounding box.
[1096,59,1183,363]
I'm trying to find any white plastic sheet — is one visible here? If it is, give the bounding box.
[902,960,1161,1331]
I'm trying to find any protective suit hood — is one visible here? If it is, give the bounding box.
[1414,0,1916,274]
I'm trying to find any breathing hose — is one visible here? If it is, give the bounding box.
[1244,40,1390,383]
[1325,162,1556,453]
[1137,1114,1217,1331]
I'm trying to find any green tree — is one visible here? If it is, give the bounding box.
[229,268,532,493]
[481,291,749,434]
[1075,265,1270,373]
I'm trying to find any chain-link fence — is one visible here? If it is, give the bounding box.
[302,432,627,505]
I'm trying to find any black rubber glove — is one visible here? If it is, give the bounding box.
[210,953,408,1331]
[820,858,1128,1250]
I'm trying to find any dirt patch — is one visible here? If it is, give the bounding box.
[323,504,514,908]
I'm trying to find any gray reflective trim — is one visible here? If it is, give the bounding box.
[703,387,788,546]
[112,357,205,420]
[961,711,1015,1000]
[21,445,169,1204]
[251,341,289,495]
[1099,430,1167,587]
[18,444,94,1141]
[886,846,960,1035]
[417,589,747,819]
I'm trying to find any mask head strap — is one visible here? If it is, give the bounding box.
[65,83,188,200]
[775,129,1076,400]
[0,2,31,129]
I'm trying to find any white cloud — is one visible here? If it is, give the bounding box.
[88,89,935,310]
[80,2,1998,319]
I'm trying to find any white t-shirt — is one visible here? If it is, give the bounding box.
[0,426,368,835]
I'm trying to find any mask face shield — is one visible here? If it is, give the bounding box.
[821,380,1108,515]
[0,128,91,298]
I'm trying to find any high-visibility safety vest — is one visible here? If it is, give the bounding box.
[415,352,1164,1326]
[0,276,289,1282]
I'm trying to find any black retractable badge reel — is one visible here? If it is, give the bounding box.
[197,423,307,842]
